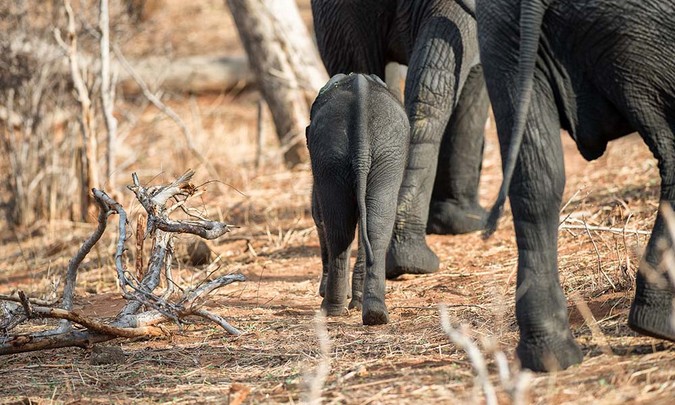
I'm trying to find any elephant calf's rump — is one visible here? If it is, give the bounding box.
[307,73,410,325]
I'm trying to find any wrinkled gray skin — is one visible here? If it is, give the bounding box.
[476,0,675,371]
[308,73,410,325]
[311,0,490,279]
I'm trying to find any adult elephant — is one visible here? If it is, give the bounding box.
[476,0,675,371]
[311,0,490,278]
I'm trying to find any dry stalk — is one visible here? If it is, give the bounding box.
[559,220,650,236]
[439,305,533,405]
[99,0,118,189]
[439,305,497,405]
[581,217,617,290]
[569,291,613,357]
[302,310,331,405]
[54,0,100,219]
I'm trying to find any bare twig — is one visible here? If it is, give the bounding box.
[570,291,613,357]
[0,294,55,307]
[92,188,129,290]
[18,291,33,318]
[559,222,650,236]
[193,309,241,336]
[183,274,245,306]
[135,213,146,280]
[582,218,617,290]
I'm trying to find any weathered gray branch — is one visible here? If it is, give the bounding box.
[62,195,112,312]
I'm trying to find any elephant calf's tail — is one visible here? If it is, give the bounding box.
[354,75,375,267]
[484,0,548,239]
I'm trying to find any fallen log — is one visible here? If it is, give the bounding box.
[118,54,254,95]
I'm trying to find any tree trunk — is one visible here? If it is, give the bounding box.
[227,0,328,167]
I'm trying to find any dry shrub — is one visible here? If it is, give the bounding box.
[0,29,81,225]
[0,0,133,226]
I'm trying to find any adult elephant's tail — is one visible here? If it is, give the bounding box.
[483,0,549,238]
[354,74,375,266]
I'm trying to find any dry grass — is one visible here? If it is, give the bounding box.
[1,1,674,404]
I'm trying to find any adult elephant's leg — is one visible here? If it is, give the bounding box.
[505,86,583,372]
[427,64,489,235]
[386,22,461,278]
[628,126,675,341]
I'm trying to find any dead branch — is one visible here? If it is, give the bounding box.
[21,294,164,338]
[1,329,116,355]
[1,171,244,355]
[0,294,55,307]
[62,195,112,312]
[192,309,241,336]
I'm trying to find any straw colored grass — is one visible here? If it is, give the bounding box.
[1,1,673,403]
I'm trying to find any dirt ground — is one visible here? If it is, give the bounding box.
[1,1,674,404]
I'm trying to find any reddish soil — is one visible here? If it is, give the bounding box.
[0,1,673,404]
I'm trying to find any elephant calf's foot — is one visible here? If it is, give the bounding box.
[362,297,389,325]
[517,334,583,372]
[321,299,349,317]
[628,287,675,341]
[349,294,363,312]
[386,236,439,279]
[426,199,488,235]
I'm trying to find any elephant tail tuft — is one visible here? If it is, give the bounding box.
[483,0,549,239]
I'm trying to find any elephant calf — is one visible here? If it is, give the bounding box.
[307,73,410,325]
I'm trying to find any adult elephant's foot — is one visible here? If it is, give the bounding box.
[426,199,488,235]
[628,284,675,341]
[517,333,583,372]
[386,236,439,279]
[362,297,389,325]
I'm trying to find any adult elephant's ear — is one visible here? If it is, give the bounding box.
[483,0,549,239]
